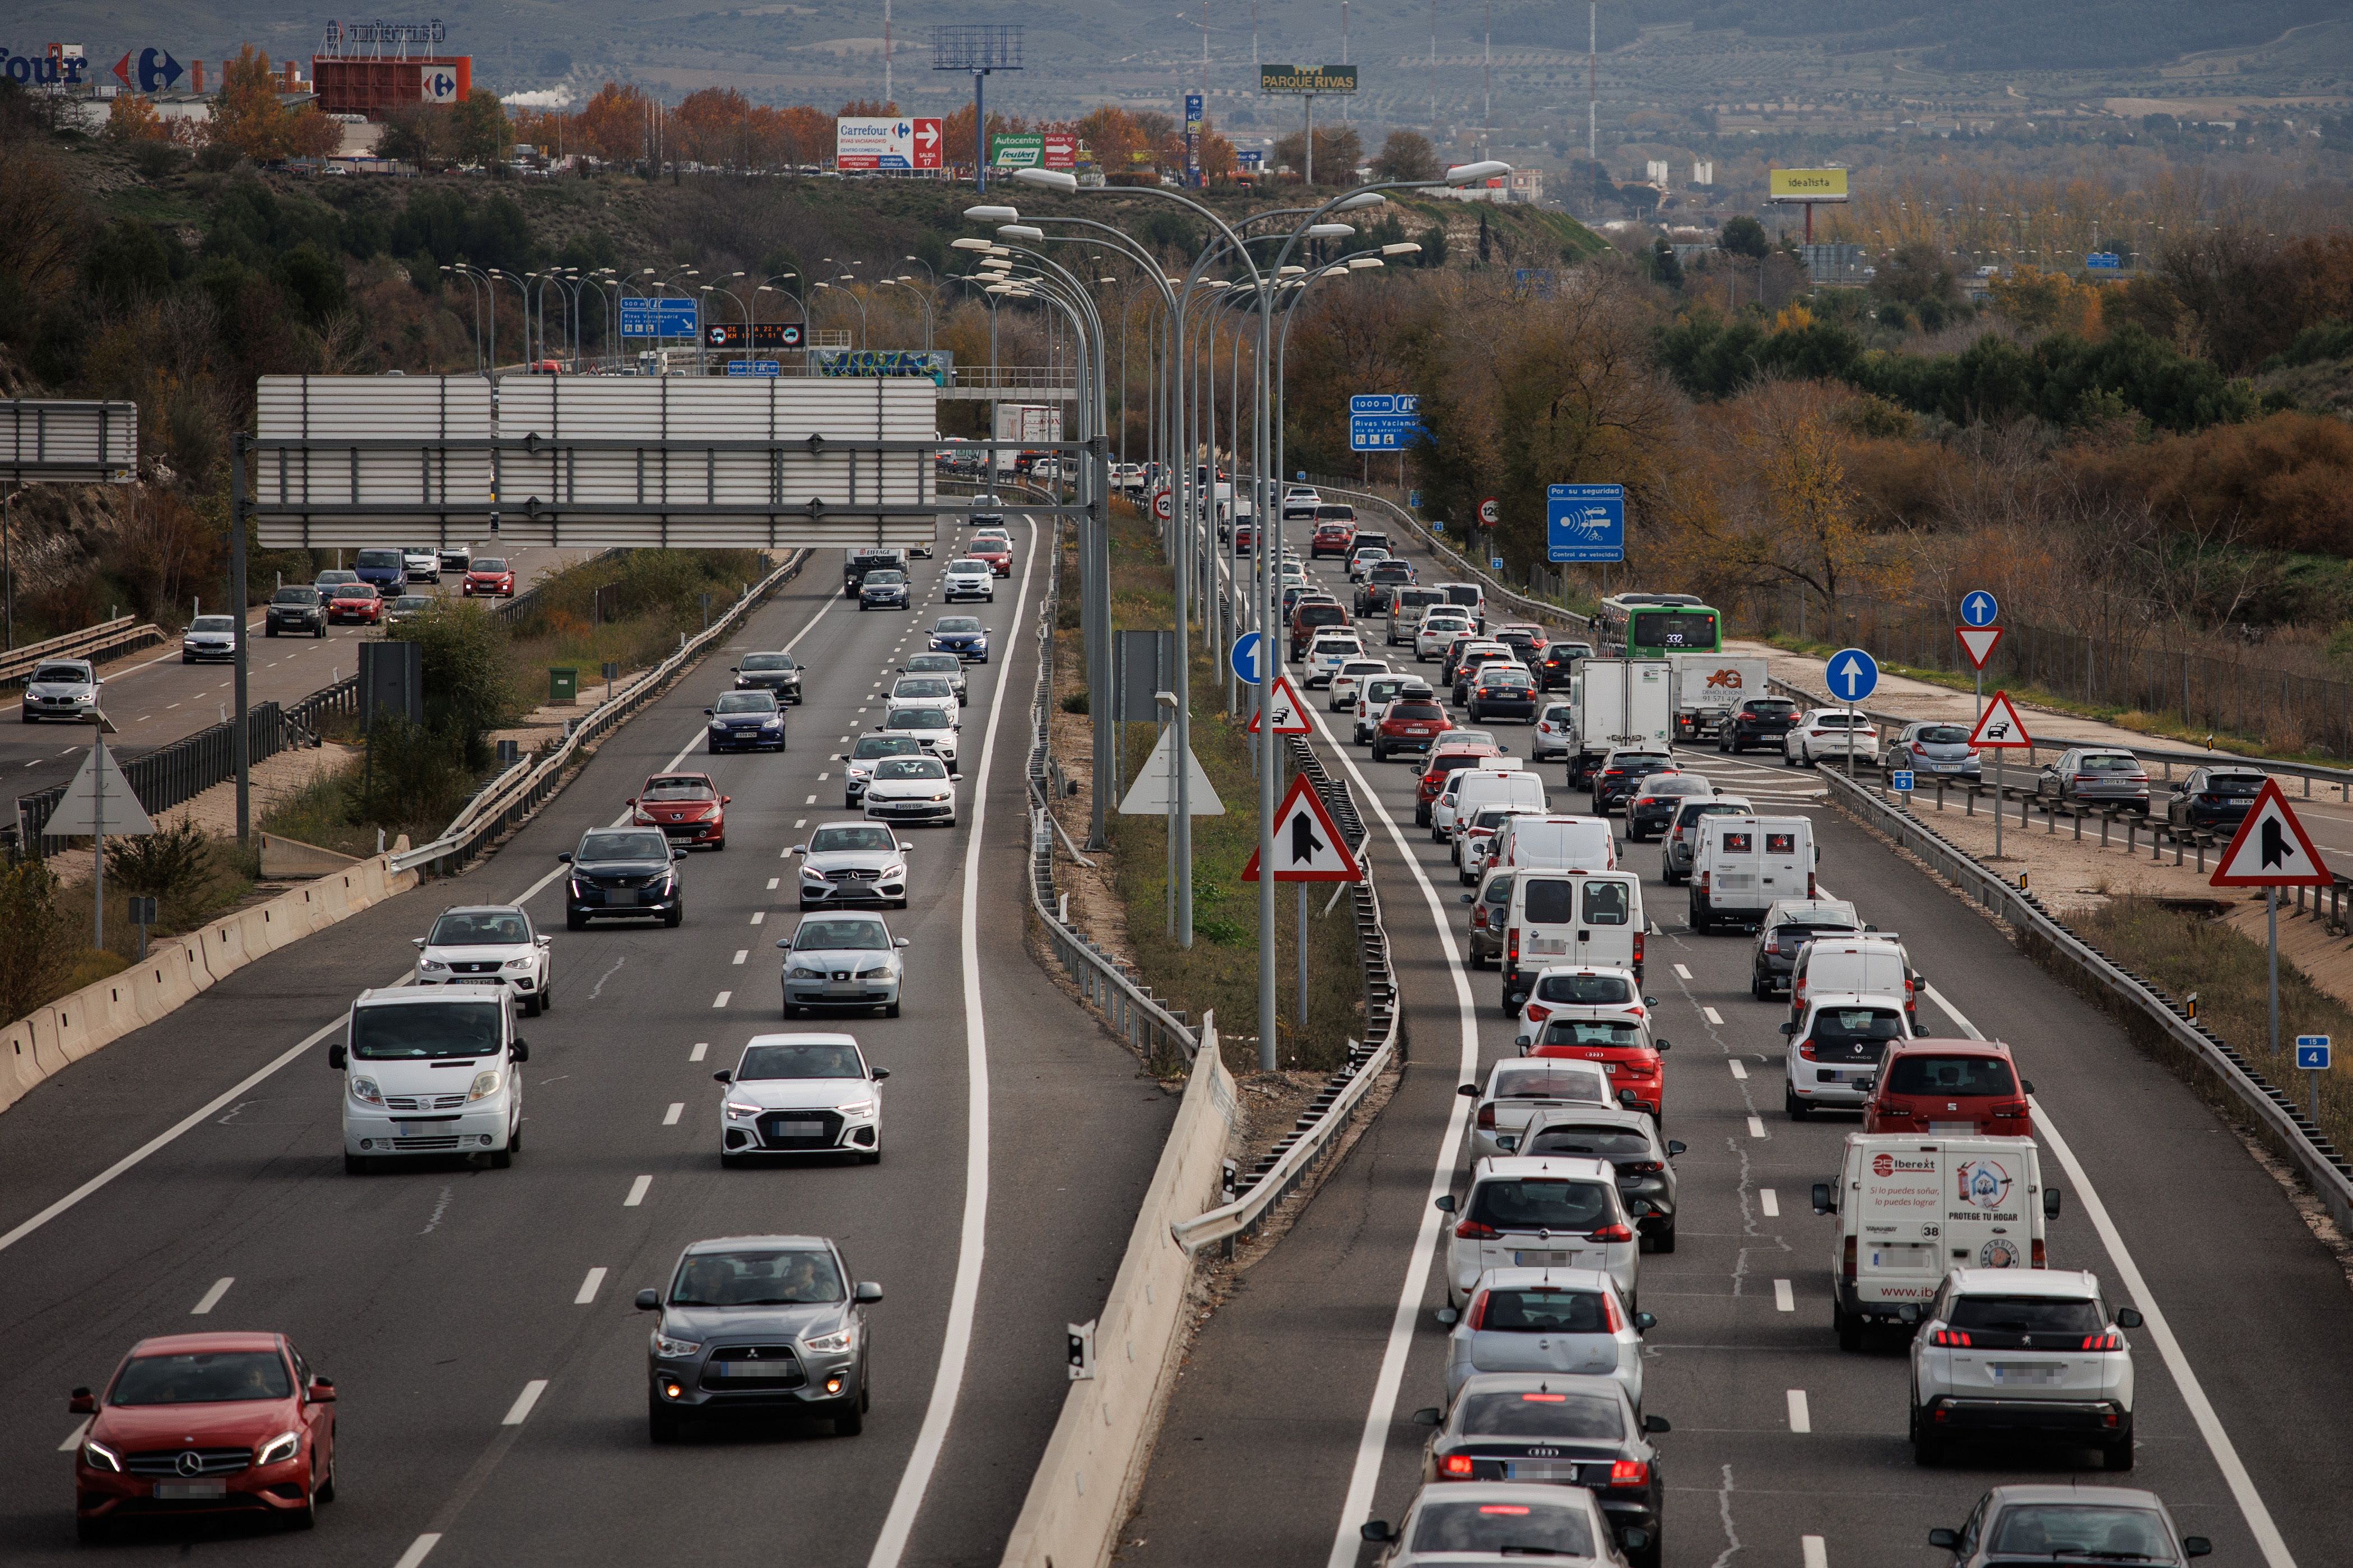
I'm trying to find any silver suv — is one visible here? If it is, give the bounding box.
[636,1235,881,1441]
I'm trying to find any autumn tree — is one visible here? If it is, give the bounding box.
[1369,128,1439,183]
[837,98,899,117]
[1989,264,2103,338]
[774,104,831,167]
[676,87,753,166]
[210,45,291,160]
[447,91,514,167]
[1270,124,1362,184]
[105,92,166,142]
[575,81,657,163]
[1077,104,1146,173]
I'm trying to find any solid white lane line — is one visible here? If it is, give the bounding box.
[392,1533,443,1568]
[1760,1188,1780,1218]
[1774,1278,1794,1312]
[1703,1006,1724,1026]
[1802,1535,1828,1568]
[689,1043,708,1062]
[663,1103,683,1126]
[1787,1388,1811,1433]
[1746,1115,1768,1138]
[500,1380,547,1425]
[712,991,731,1008]
[732,950,748,965]
[574,1268,606,1305]
[1674,963,1692,979]
[1727,1057,1746,1078]
[750,910,766,924]
[1926,981,2296,1568]
[59,1418,90,1451]
[623,1175,651,1207]
[865,514,1040,1568]
[190,1276,234,1315]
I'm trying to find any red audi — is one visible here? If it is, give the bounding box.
[630,771,729,850]
[1863,1039,2033,1137]
[463,557,517,597]
[72,1332,338,1539]
[324,582,381,624]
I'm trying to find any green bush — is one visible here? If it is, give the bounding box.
[0,859,73,1022]
[103,818,216,916]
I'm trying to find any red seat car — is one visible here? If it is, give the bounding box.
[970,537,1013,576]
[72,1332,338,1540]
[325,582,382,624]
[630,771,729,850]
[1523,1010,1668,1125]
[1413,742,1504,826]
[1373,694,1454,763]
[1309,518,1356,557]
[462,556,516,597]
[1863,1039,2033,1137]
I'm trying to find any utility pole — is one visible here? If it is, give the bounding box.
[1588,0,1599,163]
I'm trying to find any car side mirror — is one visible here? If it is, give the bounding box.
[1778,1022,1797,1036]
[625,797,638,806]
[1460,892,1474,904]
[2115,1307,2143,1329]
[1433,1193,1457,1213]
[950,773,964,781]
[702,709,714,716]
[1621,1529,1652,1553]
[1654,1039,1672,1052]
[1864,924,1877,932]
[537,934,551,947]
[1360,1522,1396,1544]
[1434,1306,1460,1326]
[509,1040,529,1063]
[1666,1140,1686,1157]
[729,667,740,674]
[854,1281,884,1304]
[872,1067,890,1081]
[1927,1529,1959,1550]
[327,1044,347,1070]
[634,1288,661,1311]
[1641,1413,1670,1434]
[309,1378,337,1403]
[713,1070,732,1083]
[895,937,910,948]
[1644,996,1658,1007]
[557,852,572,863]
[412,937,426,948]
[2021,1080,2035,1095]
[1634,1311,1658,1333]
[776,939,792,949]
[1410,1406,1444,1428]
[722,796,732,805]
[1812,1182,1835,1214]
[2044,1187,2064,1220]
[1617,1089,1639,1108]
[673,850,688,862]
[69,1388,95,1413]
[2184,1537,2211,1558]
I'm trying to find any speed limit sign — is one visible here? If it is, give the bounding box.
[1478,497,1500,525]
[1152,489,1173,521]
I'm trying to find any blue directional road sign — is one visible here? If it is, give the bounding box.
[724,360,752,376]
[1349,393,1425,452]
[2085,252,2122,271]
[619,297,699,338]
[1229,631,1264,685]
[1545,483,1625,564]
[1890,770,1915,793]
[751,361,781,376]
[1827,647,1880,704]
[2296,1035,2332,1071]
[1961,589,2000,628]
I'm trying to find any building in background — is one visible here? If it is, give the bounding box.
[311,18,469,121]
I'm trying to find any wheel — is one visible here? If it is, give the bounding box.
[77,1515,108,1543]
[885,1002,901,1018]
[523,989,543,1017]
[1652,1221,1676,1253]
[1688,907,1710,935]
[314,624,326,638]
[1839,1301,1864,1354]
[286,1485,318,1530]
[566,911,587,932]
[835,1398,865,1436]
[1662,863,1683,886]
[314,1449,336,1504]
[1908,1400,1938,1462]
[2103,1435,2136,1471]
[1785,1086,1810,1120]
[721,1151,748,1169]
[343,1152,374,1175]
[664,906,683,928]
[267,626,280,638]
[537,980,551,1013]
[859,1148,881,1166]
[1415,804,1430,827]
[1629,1524,1663,1568]
[1371,742,1386,762]
[710,837,725,852]
[489,1140,513,1170]
[648,1395,683,1444]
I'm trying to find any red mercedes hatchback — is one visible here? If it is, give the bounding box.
[72,1332,338,1539]
[1862,1038,2033,1137]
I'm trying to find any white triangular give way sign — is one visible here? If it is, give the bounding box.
[1966,690,2033,749]
[1955,624,2004,671]
[2211,778,2333,887]
[41,743,156,837]
[1118,728,1226,816]
[1243,671,1313,736]
[1241,771,1363,882]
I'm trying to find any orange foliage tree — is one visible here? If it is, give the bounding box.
[210,45,293,160]
[575,81,656,163]
[676,87,754,166]
[105,92,167,142]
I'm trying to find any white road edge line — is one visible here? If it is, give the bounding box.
[59,1418,90,1451]
[500,1380,547,1425]
[622,1175,651,1207]
[864,511,1039,1568]
[190,1276,234,1315]
[574,1267,606,1305]
[1313,673,1483,1568]
[392,1533,443,1568]
[1925,980,2296,1568]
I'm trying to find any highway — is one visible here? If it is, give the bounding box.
[0,519,1178,1563]
[1122,550,2353,1567]
[3,546,592,808]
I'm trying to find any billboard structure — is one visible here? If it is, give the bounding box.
[836,116,945,171]
[1258,63,1356,187]
[1765,167,1850,241]
[990,132,1076,170]
[310,18,469,121]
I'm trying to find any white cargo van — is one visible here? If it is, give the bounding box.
[1667,653,1770,741]
[1503,868,1647,1008]
[1811,1132,2062,1350]
[1788,934,1918,1027]
[1688,814,1816,933]
[1432,764,1544,844]
[1491,813,1617,873]
[331,985,529,1172]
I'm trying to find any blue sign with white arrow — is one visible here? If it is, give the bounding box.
[1349,394,1425,452]
[2296,1035,2331,1071]
[1229,631,1264,685]
[619,297,699,338]
[1961,589,1999,628]
[1827,647,1880,704]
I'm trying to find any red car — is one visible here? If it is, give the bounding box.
[1289,598,1350,659]
[630,771,729,850]
[72,1332,338,1539]
[1863,1039,2033,1137]
[1371,694,1454,763]
[1525,1012,1667,1123]
[462,557,516,597]
[1413,742,1504,826]
[970,537,1013,577]
[325,582,381,624]
[1309,519,1356,557]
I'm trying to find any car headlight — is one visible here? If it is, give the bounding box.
[856,965,892,980]
[504,956,534,970]
[761,719,783,730]
[800,866,829,882]
[569,880,584,897]
[929,793,949,803]
[802,1325,856,1355]
[651,1332,701,1358]
[420,958,449,973]
[882,864,906,880]
[467,1071,503,1101]
[789,965,826,979]
[350,1076,384,1106]
[709,721,727,732]
[81,1438,123,1473]
[255,1430,300,1467]
[835,1099,875,1117]
[724,1100,762,1118]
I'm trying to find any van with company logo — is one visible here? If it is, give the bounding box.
[1502,868,1647,1009]
[1688,814,1816,933]
[1811,1132,2060,1351]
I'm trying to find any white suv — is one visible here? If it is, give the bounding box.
[1436,1154,1640,1310]
[1910,1268,2142,1470]
[412,905,553,1015]
[1305,632,1364,688]
[1416,612,1473,662]
[1784,709,1880,767]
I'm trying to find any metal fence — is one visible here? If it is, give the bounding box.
[1,616,166,690]
[16,697,323,852]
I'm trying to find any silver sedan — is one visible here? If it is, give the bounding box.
[778,913,907,1018]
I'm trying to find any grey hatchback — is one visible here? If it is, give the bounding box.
[2038,748,2151,813]
[1927,1484,2210,1566]
[638,1235,881,1441]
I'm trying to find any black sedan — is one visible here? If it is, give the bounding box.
[1464,667,1540,724]
[1591,750,1676,813]
[1626,775,1714,841]
[560,827,685,930]
[732,651,805,704]
[858,569,912,611]
[1412,1374,1668,1566]
[2168,766,2267,834]
[1539,641,1593,691]
[705,691,788,753]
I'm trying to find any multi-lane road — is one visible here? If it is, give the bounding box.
[0,519,1180,1564]
[1123,546,2353,1566]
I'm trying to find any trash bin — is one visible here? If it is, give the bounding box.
[550,667,578,705]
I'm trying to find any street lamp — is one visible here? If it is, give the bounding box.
[811,281,869,348]
[877,276,934,350]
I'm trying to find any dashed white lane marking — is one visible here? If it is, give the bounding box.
[190,1276,234,1315]
[623,1175,652,1207]
[59,1418,90,1451]
[766,878,780,891]
[1727,1059,1747,1080]
[500,1380,548,1425]
[750,910,766,924]
[689,1043,708,1062]
[794,819,806,829]
[1746,1115,1768,1138]
[1801,1536,1828,1568]
[732,950,748,965]
[805,795,817,805]
[1774,1278,1794,1312]
[1674,963,1692,979]
[712,990,732,1008]
[1787,1389,1811,1433]
[1760,1188,1780,1218]
[817,771,830,780]
[663,1102,684,1125]
[393,1534,443,1568]
[574,1268,606,1305]
[1703,1006,1724,1026]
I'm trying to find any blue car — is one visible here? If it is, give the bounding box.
[704,691,787,752]
[352,547,407,594]
[929,615,989,663]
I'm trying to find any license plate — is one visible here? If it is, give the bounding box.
[717,1360,796,1378]
[1515,1250,1579,1267]
[393,1122,436,1137]
[606,888,639,906]
[1991,1364,2062,1385]
[1504,1462,1579,1481]
[775,1120,824,1137]
[1929,1121,1977,1132]
[1526,936,1569,956]
[154,1481,227,1499]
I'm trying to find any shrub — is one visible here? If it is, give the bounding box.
[104,818,216,910]
[0,859,74,1022]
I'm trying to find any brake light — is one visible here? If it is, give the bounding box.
[1764,936,1780,955]
[2082,1330,2124,1351]
[1441,1454,1476,1477]
[1524,1003,1550,1022]
[1843,1236,1858,1282]
[1588,1222,1634,1243]
[1992,1100,2030,1120]
[1506,929,1519,965]
[1607,1459,1649,1489]
[1468,1291,1491,1330]
[1807,870,1817,896]
[1699,871,1710,893]
[1631,930,1644,965]
[1454,1219,1499,1240]
[2031,1237,2047,1268]
[1476,1102,1497,1130]
[1624,1160,1664,1175]
[1601,1292,1622,1332]
[1797,1041,1817,1060]
[1931,1328,1971,1347]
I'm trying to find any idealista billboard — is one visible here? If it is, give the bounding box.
[1768,166,1849,202]
[1259,63,1357,95]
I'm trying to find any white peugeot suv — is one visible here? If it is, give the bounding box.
[1909,1268,2142,1471]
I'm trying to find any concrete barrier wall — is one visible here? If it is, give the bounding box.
[0,853,420,1117]
[998,1023,1239,1568]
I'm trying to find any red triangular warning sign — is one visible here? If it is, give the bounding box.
[1966,690,2033,749]
[1955,624,2004,671]
[2210,778,2333,887]
[1244,672,1314,736]
[1241,771,1364,882]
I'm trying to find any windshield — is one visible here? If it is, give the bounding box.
[906,655,960,673]
[715,693,776,715]
[2079,754,2139,772]
[272,588,319,605]
[111,1351,292,1406]
[873,757,947,781]
[392,597,431,611]
[890,708,953,731]
[578,830,671,860]
[895,680,954,699]
[740,654,796,672]
[936,617,984,634]
[641,777,717,800]
[1468,1178,1615,1232]
[810,826,898,854]
[950,559,988,571]
[32,664,89,683]
[853,735,923,760]
[1525,1124,1656,1160]
[1491,1064,1609,1102]
[1535,972,1634,1005]
[1988,1504,2172,1558]
[738,1041,864,1080]
[864,571,905,586]
[471,559,508,571]
[669,1248,844,1308]
[793,918,891,951]
[1885,1054,2017,1096]
[1537,1018,1647,1049]
[427,911,529,946]
[1410,1499,1596,1557]
[1478,1287,1617,1336]
[1458,1390,1625,1440]
[189,615,237,633]
[351,1000,503,1060]
[355,550,401,568]
[333,583,376,598]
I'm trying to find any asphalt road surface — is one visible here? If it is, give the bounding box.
[0,519,1177,1565]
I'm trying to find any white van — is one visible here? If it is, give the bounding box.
[1503,868,1647,1008]
[1492,813,1617,873]
[332,985,528,1172]
[1788,934,1918,1028]
[1432,764,1544,844]
[1688,814,1816,933]
[1811,1132,2061,1350]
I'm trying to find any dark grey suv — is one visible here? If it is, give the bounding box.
[637,1235,880,1441]
[265,585,328,638]
[560,827,685,930]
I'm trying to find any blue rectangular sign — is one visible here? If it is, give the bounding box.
[2296,1035,2331,1071]
[1350,416,1425,452]
[1546,483,1626,564]
[1890,770,1915,793]
[1349,393,1420,415]
[751,360,782,376]
[2085,252,2122,271]
[620,297,700,338]
[724,360,751,376]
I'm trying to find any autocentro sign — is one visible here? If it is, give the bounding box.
[1260,63,1358,95]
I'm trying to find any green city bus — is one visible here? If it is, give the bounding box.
[1595,593,1723,658]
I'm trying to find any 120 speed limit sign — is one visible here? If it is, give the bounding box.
[1152,490,1173,520]
[1478,497,1500,525]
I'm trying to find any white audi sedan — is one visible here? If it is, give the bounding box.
[777,914,908,1019]
[713,1033,887,1166]
[412,905,554,1015]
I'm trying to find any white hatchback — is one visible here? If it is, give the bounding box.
[1437,1265,1652,1407]
[1460,1058,1613,1163]
[1305,632,1364,688]
[1416,613,1473,661]
[1329,658,1391,710]
[714,1032,887,1166]
[1437,1155,1641,1310]
[412,904,554,1015]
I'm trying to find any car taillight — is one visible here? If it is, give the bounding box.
[1441,1454,1476,1477]
[1601,1292,1622,1332]
[1607,1459,1649,1490]
[1476,1102,1497,1130]
[1764,937,1780,955]
[2082,1331,2124,1351]
[1931,1329,1971,1347]
[1624,1160,1664,1176]
[1523,1002,1549,1022]
[1843,1236,1857,1282]
[1807,871,1817,896]
[1875,1098,1909,1117]
[1699,871,1710,892]
[1992,1099,2030,1119]
[1588,1222,1634,1243]
[2031,1237,2047,1268]
[1473,908,1491,930]
[1632,931,1644,965]
[1454,1218,1499,1240]
[1796,1040,1817,1059]
[1506,929,1519,965]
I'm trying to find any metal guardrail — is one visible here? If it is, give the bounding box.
[389,552,810,877]
[485,546,626,629]
[1816,763,2353,1238]
[1,617,166,690]
[17,701,310,852]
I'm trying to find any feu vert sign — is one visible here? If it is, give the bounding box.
[991,134,1044,167]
